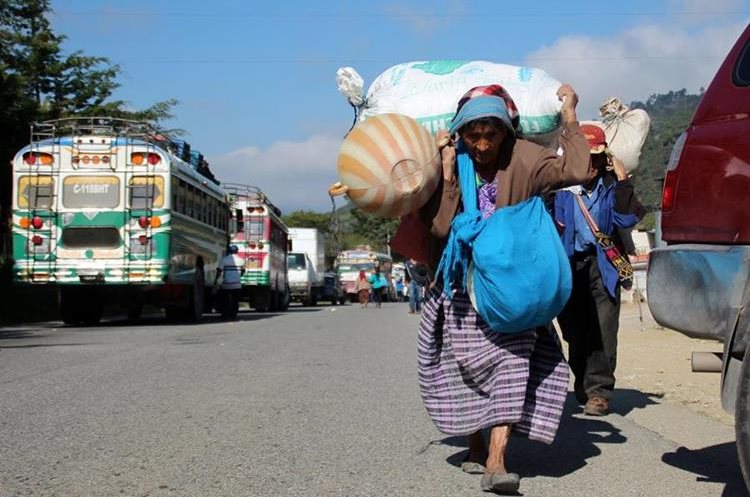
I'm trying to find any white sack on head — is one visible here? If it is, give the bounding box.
[583,98,651,173]
[337,60,563,141]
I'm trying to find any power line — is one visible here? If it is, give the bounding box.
[54,9,750,19]
[102,55,726,65]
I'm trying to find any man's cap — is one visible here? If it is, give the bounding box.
[581,124,607,154]
[228,244,239,254]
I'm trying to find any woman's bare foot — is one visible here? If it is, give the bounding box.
[485,425,511,474]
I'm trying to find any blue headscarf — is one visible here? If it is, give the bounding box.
[448,95,515,136]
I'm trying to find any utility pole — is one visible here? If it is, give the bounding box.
[386,231,391,257]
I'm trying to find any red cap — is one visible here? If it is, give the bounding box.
[580,124,607,154]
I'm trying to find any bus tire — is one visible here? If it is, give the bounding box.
[80,300,103,326]
[59,288,81,326]
[60,288,82,325]
[253,288,270,312]
[165,306,181,322]
[279,288,290,311]
[185,269,205,322]
[127,304,143,321]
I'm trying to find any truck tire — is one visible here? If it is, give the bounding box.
[736,346,750,493]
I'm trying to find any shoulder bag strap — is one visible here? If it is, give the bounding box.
[574,194,601,234]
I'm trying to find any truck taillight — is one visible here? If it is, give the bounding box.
[31,216,43,229]
[661,132,687,212]
[662,170,678,212]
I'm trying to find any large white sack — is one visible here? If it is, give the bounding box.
[583,98,650,173]
[337,61,563,139]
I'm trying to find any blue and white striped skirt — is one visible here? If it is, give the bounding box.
[417,288,569,444]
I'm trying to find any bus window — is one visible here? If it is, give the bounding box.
[17,176,54,209]
[235,209,244,232]
[129,176,164,209]
[248,218,264,239]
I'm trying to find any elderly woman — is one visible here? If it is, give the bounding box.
[415,83,592,494]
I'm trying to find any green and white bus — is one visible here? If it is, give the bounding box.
[225,184,289,312]
[11,118,230,324]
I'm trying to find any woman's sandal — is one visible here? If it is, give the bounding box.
[480,472,520,494]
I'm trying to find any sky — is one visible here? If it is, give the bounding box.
[50,0,749,213]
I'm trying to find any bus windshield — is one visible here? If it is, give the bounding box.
[337,263,374,273]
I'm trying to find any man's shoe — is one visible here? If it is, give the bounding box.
[583,395,609,416]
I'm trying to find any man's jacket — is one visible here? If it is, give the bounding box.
[553,174,645,297]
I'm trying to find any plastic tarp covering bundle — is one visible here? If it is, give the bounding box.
[583,98,651,172]
[337,61,563,141]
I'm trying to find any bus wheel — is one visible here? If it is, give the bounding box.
[185,269,205,322]
[270,290,279,312]
[253,289,270,312]
[279,289,290,311]
[80,301,103,326]
[127,304,143,321]
[60,288,82,325]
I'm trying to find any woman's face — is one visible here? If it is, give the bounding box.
[460,122,507,168]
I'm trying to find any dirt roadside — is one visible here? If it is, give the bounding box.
[611,298,731,426]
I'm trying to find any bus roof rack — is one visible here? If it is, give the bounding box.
[30,117,221,185]
[31,117,164,142]
[223,183,282,217]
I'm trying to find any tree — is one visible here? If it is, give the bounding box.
[0,0,176,266]
[348,208,399,255]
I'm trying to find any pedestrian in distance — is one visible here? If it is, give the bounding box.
[406,271,421,314]
[368,266,388,308]
[395,276,405,302]
[354,270,371,308]
[413,83,593,494]
[214,244,245,320]
[553,123,646,417]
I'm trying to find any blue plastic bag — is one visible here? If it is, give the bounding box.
[437,146,571,333]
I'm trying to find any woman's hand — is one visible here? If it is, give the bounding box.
[557,84,579,125]
[436,130,456,182]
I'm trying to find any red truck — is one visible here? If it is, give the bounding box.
[647,23,750,488]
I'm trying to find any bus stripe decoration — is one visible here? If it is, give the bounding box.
[333,113,441,218]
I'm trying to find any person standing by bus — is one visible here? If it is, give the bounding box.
[368,266,388,308]
[354,270,371,308]
[215,244,245,320]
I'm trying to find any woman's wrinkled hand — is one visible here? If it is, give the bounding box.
[557,84,579,125]
[436,130,456,182]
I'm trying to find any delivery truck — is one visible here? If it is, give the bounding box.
[287,227,325,306]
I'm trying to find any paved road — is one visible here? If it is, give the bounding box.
[0,302,747,497]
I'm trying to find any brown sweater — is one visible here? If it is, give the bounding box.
[418,122,593,271]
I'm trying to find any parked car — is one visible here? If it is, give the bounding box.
[321,272,346,305]
[647,24,750,491]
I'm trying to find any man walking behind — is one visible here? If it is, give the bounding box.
[553,124,645,416]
